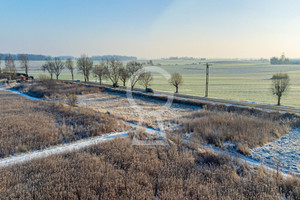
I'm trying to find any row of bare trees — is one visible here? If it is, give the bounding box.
[0,53,181,93]
[0,54,29,75]
[42,55,156,91]
[93,58,154,91]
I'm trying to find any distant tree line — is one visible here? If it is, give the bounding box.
[0,54,50,61]
[0,53,137,61]
[91,55,137,61]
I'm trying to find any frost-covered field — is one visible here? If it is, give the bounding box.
[77,92,200,129]
[251,128,300,175]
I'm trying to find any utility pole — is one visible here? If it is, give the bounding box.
[204,63,212,97]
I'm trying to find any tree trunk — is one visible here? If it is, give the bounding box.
[71,73,74,81]
[123,81,126,86]
[176,86,178,93]
[25,64,28,76]
[131,85,134,91]
[50,74,53,80]
[56,75,59,80]
[99,77,102,85]
[277,95,281,106]
[84,77,87,83]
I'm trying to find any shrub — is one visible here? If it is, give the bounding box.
[39,74,56,90]
[66,93,78,107]
[237,143,250,156]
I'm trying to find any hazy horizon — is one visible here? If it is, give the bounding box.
[1,0,300,59]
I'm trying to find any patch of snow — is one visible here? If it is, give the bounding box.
[200,143,294,178]
[251,128,300,175]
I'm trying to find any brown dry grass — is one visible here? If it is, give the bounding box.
[13,80,102,98]
[0,90,120,157]
[179,110,290,154]
[0,138,298,199]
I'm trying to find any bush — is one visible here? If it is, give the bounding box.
[66,93,78,107]
[39,74,56,90]
[237,143,250,156]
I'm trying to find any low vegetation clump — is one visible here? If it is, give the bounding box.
[13,79,102,99]
[179,110,290,154]
[0,90,119,157]
[66,93,78,106]
[0,139,298,199]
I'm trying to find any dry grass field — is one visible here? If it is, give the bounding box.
[13,81,102,98]
[178,110,290,155]
[0,83,299,199]
[0,138,299,200]
[0,90,121,158]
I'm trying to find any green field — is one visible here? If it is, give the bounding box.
[15,59,300,107]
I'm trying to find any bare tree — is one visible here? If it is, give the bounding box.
[52,57,65,80]
[127,61,143,90]
[119,66,130,86]
[65,58,75,81]
[42,57,55,80]
[104,58,123,87]
[139,72,153,91]
[169,73,183,93]
[271,73,289,106]
[4,54,16,80]
[93,64,107,85]
[77,55,93,82]
[5,54,15,69]
[18,54,29,75]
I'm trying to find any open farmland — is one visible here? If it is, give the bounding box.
[19,59,300,107]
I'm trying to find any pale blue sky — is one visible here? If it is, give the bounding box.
[1,0,300,58]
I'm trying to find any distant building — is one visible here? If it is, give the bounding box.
[270,53,290,65]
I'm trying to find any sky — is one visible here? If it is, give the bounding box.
[0,0,300,59]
